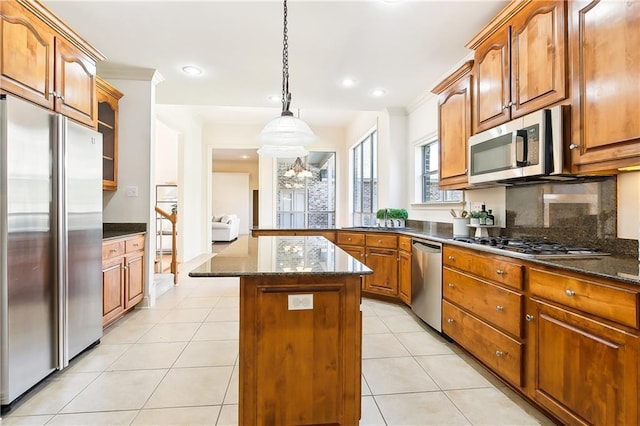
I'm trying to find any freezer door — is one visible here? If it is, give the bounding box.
[0,95,57,405]
[60,118,103,364]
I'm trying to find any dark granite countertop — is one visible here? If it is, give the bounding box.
[189,235,372,278]
[252,226,639,286]
[103,230,146,241]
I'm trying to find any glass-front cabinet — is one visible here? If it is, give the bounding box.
[96,77,123,191]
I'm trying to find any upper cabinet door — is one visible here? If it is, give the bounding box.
[569,0,640,172]
[473,25,510,133]
[0,1,55,110]
[54,37,97,128]
[433,61,473,189]
[510,0,567,119]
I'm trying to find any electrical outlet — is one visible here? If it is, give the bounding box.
[288,294,313,310]
[126,186,139,197]
[471,202,483,212]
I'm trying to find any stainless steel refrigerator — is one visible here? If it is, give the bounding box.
[0,94,103,408]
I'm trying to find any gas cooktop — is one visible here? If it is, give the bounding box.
[451,236,610,259]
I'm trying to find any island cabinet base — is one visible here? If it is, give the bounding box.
[239,274,362,425]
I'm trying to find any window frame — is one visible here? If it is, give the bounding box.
[351,129,378,226]
[417,137,463,205]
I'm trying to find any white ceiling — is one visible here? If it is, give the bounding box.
[44,0,507,128]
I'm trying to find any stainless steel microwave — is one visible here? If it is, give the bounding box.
[468,105,567,185]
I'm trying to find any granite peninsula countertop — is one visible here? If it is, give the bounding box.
[189,235,372,277]
[103,223,147,241]
[253,226,640,285]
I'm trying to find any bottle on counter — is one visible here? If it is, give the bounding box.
[485,209,495,226]
[479,204,488,225]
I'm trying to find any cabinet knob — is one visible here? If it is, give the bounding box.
[49,91,57,97]
[569,143,580,150]
[496,305,504,312]
[133,243,139,247]
[495,350,504,357]
[360,253,364,258]
[565,289,575,297]
[446,318,454,324]
[58,94,65,101]
[525,314,535,322]
[448,255,455,261]
[496,269,504,275]
[109,249,117,253]
[448,283,455,288]
[378,239,382,243]
[347,238,352,241]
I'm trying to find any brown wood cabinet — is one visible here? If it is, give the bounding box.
[468,0,567,134]
[397,236,412,305]
[442,245,526,388]
[97,77,123,191]
[239,274,362,425]
[431,61,473,189]
[527,298,639,425]
[102,233,145,326]
[568,0,640,172]
[0,0,103,128]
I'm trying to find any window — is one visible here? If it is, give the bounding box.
[352,130,377,225]
[422,140,462,203]
[276,152,336,229]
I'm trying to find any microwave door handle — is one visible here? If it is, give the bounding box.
[515,129,529,167]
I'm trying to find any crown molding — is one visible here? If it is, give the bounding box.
[97,63,164,84]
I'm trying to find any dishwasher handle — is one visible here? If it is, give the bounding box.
[412,241,441,253]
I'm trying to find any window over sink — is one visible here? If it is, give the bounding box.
[420,139,462,203]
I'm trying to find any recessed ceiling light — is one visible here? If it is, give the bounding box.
[370,88,387,97]
[241,155,249,160]
[181,65,202,76]
[341,78,357,88]
[268,94,281,103]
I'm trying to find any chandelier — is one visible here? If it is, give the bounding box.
[284,157,313,178]
[257,0,316,157]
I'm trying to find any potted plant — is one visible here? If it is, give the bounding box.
[376,208,408,227]
[469,211,483,225]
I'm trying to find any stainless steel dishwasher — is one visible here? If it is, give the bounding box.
[411,239,443,332]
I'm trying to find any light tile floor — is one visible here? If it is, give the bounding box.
[2,255,555,426]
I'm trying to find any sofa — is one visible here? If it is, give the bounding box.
[211,214,240,242]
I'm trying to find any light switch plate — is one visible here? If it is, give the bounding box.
[126,186,139,197]
[288,294,313,310]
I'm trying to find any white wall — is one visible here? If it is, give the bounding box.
[155,120,178,185]
[155,106,207,263]
[101,76,158,306]
[212,172,250,235]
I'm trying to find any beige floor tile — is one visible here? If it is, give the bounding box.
[362,333,410,359]
[394,330,456,356]
[360,304,377,318]
[368,301,408,317]
[122,308,171,324]
[64,343,131,373]
[187,286,233,299]
[145,366,233,408]
[362,316,390,334]
[362,357,439,395]
[101,322,155,344]
[108,342,187,370]
[193,322,240,341]
[216,296,240,308]
[10,372,100,416]
[375,392,471,425]
[177,296,221,309]
[137,322,201,343]
[216,404,238,426]
[360,396,385,425]
[131,406,221,425]
[223,366,238,405]
[60,370,166,413]
[158,307,212,323]
[46,410,139,425]
[380,313,429,333]
[205,307,239,322]
[447,387,555,425]
[0,415,53,425]
[416,354,493,390]
[174,340,238,368]
[361,375,371,396]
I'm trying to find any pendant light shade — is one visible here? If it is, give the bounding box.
[258,114,317,147]
[257,0,316,157]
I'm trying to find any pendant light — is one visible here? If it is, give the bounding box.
[257,0,316,157]
[283,157,313,178]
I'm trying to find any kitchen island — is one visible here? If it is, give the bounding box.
[189,235,372,425]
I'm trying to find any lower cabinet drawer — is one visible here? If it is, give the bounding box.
[337,232,365,246]
[443,300,523,388]
[102,240,125,259]
[125,235,145,253]
[443,267,523,337]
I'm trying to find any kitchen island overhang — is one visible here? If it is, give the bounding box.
[189,235,372,425]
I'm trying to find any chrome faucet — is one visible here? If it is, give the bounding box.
[384,208,390,227]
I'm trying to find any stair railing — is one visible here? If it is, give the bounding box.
[155,206,178,284]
